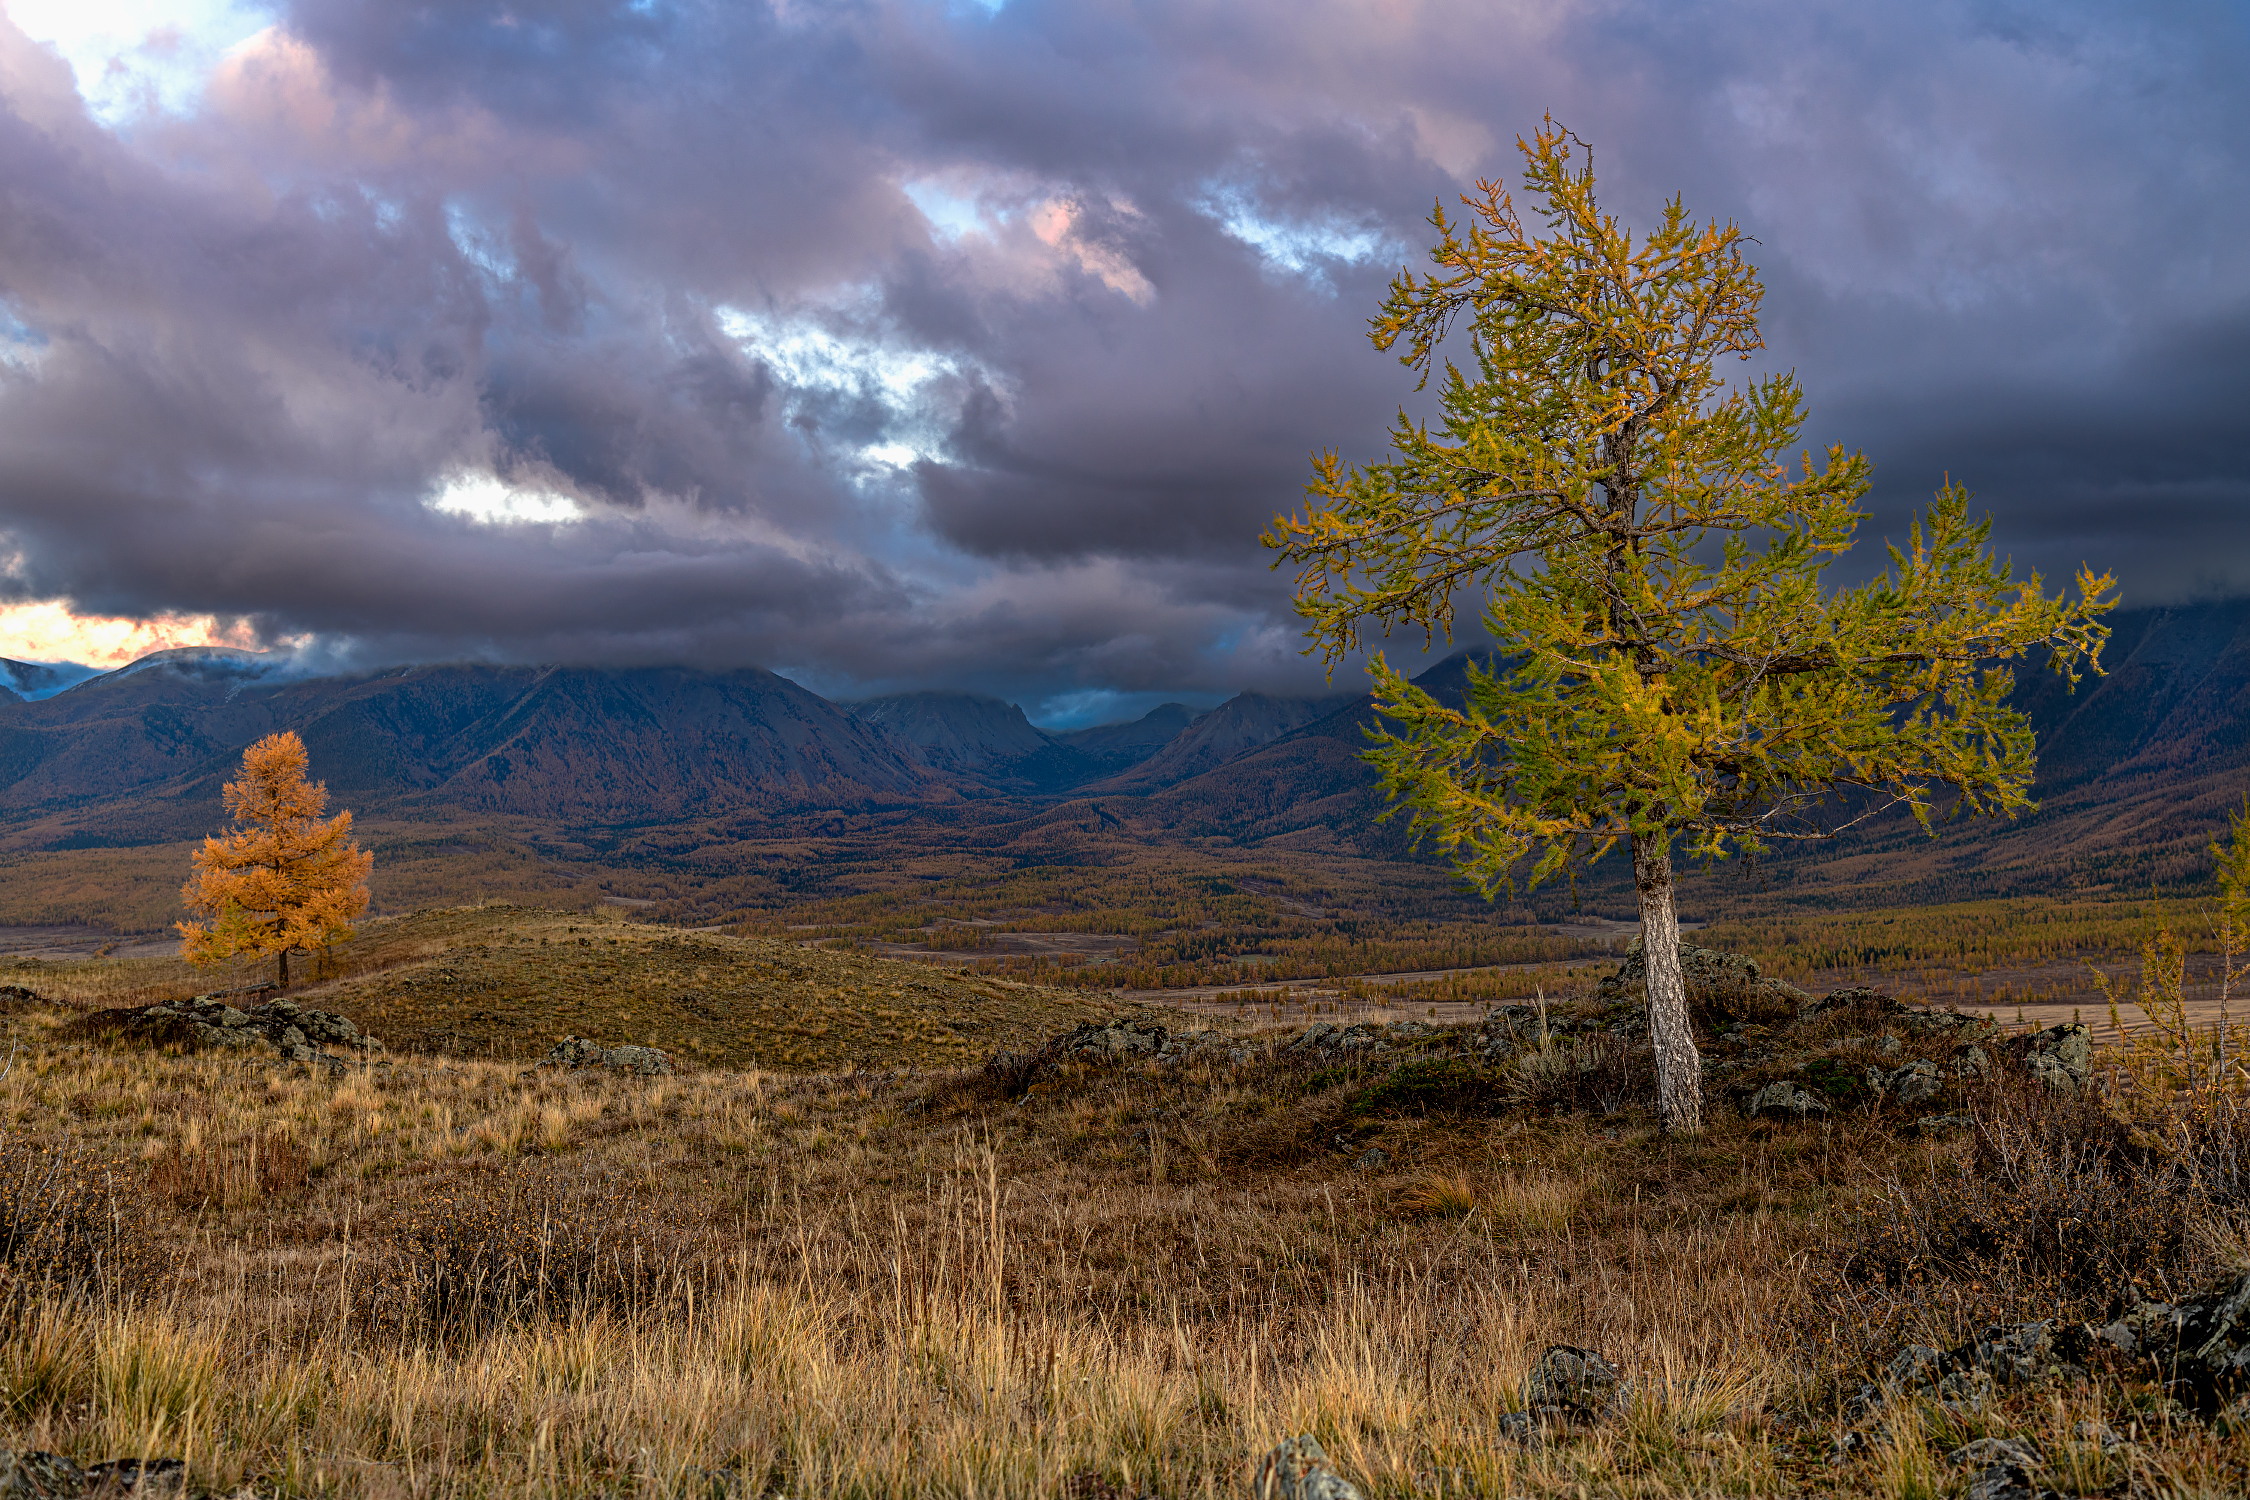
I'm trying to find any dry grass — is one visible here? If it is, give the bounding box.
[17,903,1142,1072]
[6,948,2250,1497]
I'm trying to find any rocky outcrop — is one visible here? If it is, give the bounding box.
[984,1016,1251,1089]
[92,993,379,1068]
[1498,1343,1627,1445]
[1598,941,1810,1016]
[1249,1436,1363,1500]
[1846,1319,2088,1420]
[1284,1018,1436,1061]
[0,1452,185,1499]
[537,1036,674,1075]
[2095,1267,2250,1405]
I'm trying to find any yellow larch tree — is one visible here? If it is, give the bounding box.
[179,731,373,987]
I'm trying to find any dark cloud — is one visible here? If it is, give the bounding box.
[0,0,2242,710]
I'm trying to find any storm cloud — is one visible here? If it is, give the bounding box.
[0,0,2242,721]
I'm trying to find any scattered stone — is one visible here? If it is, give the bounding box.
[1250,1435,1363,1500]
[1525,1344,1623,1422]
[539,1036,674,1075]
[1952,1044,1991,1078]
[1494,1411,1542,1448]
[1745,1081,1829,1118]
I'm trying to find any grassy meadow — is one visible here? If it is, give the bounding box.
[5,908,2250,1496]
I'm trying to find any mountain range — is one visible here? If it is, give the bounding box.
[0,600,2243,914]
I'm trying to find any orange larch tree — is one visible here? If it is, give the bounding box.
[179,731,374,986]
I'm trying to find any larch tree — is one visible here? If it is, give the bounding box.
[179,731,374,987]
[1265,122,2114,1133]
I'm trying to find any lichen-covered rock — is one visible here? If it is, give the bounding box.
[2021,1024,2091,1095]
[1524,1344,1623,1421]
[0,1452,85,1500]
[1056,1019,1167,1060]
[540,1036,674,1075]
[0,1453,186,1500]
[1871,1059,1943,1107]
[1848,1319,2090,1421]
[1746,1081,1828,1118]
[2096,1268,2250,1405]
[93,992,380,1067]
[1250,1436,1363,1500]
[1945,1438,2050,1500]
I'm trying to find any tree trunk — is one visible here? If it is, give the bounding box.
[277,947,289,989]
[1634,829,1702,1134]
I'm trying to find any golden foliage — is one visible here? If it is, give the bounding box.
[177,731,372,981]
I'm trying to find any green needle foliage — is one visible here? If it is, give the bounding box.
[1266,120,2115,1131]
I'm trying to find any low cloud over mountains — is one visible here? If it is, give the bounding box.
[0,1,2244,706]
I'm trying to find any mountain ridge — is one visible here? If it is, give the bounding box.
[0,600,2243,917]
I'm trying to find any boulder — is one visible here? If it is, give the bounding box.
[1946,1438,2053,1500]
[0,1452,84,1500]
[1524,1344,1623,1422]
[1249,1436,1363,1500]
[1867,1059,1943,1107]
[539,1037,674,1076]
[2021,1024,2091,1095]
[1745,1081,1828,1118]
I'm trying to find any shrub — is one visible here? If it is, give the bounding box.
[1820,1076,2197,1342]
[1502,1034,1649,1118]
[0,1138,160,1300]
[1353,1057,1501,1118]
[147,1130,312,1210]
